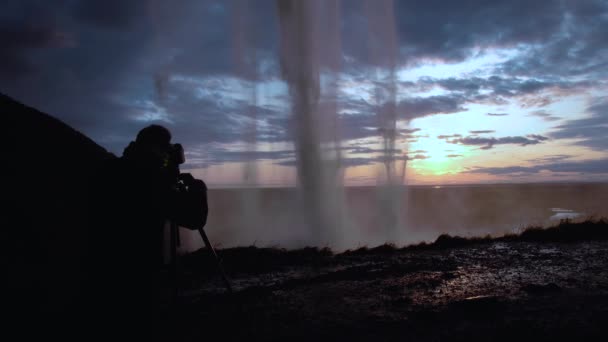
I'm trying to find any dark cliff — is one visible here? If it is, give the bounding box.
[1,93,114,313]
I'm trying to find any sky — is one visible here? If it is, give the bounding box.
[1,0,607,187]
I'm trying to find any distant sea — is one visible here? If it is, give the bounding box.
[176,183,608,252]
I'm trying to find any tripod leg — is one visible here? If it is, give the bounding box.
[198,227,232,293]
[170,221,179,301]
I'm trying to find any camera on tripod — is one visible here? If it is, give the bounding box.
[163,142,232,293]
[165,144,206,208]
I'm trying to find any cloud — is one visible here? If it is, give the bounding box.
[526,134,550,142]
[276,157,375,168]
[0,4,75,80]
[528,110,561,122]
[406,154,428,160]
[338,94,466,141]
[150,0,280,80]
[420,76,593,106]
[446,154,463,158]
[438,134,462,139]
[469,130,495,134]
[448,134,549,149]
[72,0,146,30]
[496,1,608,80]
[400,128,421,134]
[349,146,402,155]
[395,95,466,118]
[337,113,378,140]
[340,0,568,67]
[276,151,427,169]
[0,1,281,149]
[466,158,608,175]
[338,158,378,167]
[525,154,573,164]
[155,76,299,154]
[0,0,606,171]
[549,97,608,151]
[182,148,294,169]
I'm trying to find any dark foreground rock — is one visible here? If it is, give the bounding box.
[167,240,608,341]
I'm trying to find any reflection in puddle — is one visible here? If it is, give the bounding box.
[549,208,583,221]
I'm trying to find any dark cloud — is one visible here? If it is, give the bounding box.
[396,95,466,118]
[487,113,509,116]
[469,130,495,134]
[406,154,428,160]
[349,147,402,155]
[549,97,608,151]
[466,158,608,175]
[368,153,427,165]
[438,134,462,139]
[276,152,426,169]
[72,0,146,30]
[0,23,71,50]
[526,134,550,142]
[448,134,549,150]
[400,128,421,134]
[151,76,298,163]
[340,0,567,67]
[0,2,74,80]
[528,110,561,122]
[337,158,377,167]
[337,113,378,140]
[0,0,278,145]
[525,154,573,164]
[345,0,606,81]
[182,148,294,169]
[497,1,608,80]
[446,154,463,158]
[421,76,593,106]
[338,94,465,141]
[1,0,604,82]
[276,157,374,168]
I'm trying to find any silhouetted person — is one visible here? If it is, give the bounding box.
[83,125,207,333]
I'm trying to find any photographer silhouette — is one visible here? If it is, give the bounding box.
[84,125,208,325]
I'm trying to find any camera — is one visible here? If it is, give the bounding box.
[168,143,185,166]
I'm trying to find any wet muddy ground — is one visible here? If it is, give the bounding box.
[169,240,608,341]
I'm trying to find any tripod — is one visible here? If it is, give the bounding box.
[168,221,233,302]
[164,151,232,297]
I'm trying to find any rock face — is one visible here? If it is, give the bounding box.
[1,93,114,313]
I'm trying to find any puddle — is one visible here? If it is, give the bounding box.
[549,208,583,221]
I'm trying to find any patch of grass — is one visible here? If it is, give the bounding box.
[182,217,608,272]
[413,217,608,250]
[514,217,608,242]
[341,243,399,256]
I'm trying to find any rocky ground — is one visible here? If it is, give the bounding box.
[166,220,608,341]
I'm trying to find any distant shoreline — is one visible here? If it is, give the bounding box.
[204,181,608,190]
